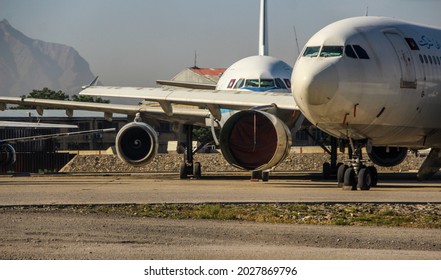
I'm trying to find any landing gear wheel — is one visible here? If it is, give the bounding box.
[357,167,372,190]
[251,171,262,181]
[179,163,188,179]
[337,164,348,187]
[343,168,357,190]
[367,166,378,187]
[193,162,202,179]
[322,162,331,179]
[262,171,270,182]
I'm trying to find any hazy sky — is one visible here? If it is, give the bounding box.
[1,0,441,87]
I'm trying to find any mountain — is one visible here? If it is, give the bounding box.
[0,19,97,97]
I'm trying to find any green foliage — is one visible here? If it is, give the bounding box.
[71,95,110,103]
[192,127,213,143]
[27,88,69,100]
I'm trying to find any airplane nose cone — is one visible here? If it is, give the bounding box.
[300,64,339,106]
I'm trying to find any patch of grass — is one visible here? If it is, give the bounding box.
[44,203,441,228]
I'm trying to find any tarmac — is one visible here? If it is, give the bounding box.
[1,172,440,260]
[0,172,441,205]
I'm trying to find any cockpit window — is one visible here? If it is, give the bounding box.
[233,78,245,88]
[345,45,358,58]
[233,79,288,89]
[303,46,320,57]
[275,78,287,89]
[245,79,275,88]
[319,46,343,57]
[352,45,370,59]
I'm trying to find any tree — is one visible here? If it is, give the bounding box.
[192,127,214,143]
[26,88,69,101]
[71,95,110,103]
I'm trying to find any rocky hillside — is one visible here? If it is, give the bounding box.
[0,19,96,97]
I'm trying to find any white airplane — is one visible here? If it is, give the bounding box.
[292,16,441,190]
[0,0,301,180]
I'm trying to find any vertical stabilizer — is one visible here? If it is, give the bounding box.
[259,0,268,56]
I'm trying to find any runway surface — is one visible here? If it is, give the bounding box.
[1,172,440,260]
[0,172,441,205]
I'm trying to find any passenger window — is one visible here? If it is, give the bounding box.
[419,54,424,64]
[275,78,287,89]
[423,55,428,64]
[429,56,433,64]
[353,45,370,59]
[345,45,358,58]
[320,46,343,57]
[437,57,441,65]
[227,79,236,88]
[303,46,320,57]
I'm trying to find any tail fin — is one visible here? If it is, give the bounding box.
[258,0,268,56]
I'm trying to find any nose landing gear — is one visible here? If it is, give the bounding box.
[337,142,378,190]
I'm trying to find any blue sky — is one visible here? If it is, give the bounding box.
[1,0,440,87]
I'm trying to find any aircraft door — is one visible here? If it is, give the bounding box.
[384,32,417,89]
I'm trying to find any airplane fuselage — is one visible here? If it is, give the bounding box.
[293,17,441,148]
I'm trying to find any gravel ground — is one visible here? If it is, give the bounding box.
[61,152,426,173]
[1,208,440,260]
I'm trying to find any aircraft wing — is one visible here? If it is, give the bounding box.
[0,86,297,125]
[79,86,298,111]
[0,121,77,129]
[156,80,217,90]
[0,97,210,126]
[0,128,116,144]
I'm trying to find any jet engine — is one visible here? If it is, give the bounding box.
[220,110,292,171]
[115,122,158,166]
[0,143,16,167]
[367,146,407,167]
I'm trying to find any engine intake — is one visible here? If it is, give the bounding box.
[0,143,16,167]
[115,122,158,166]
[220,110,292,171]
[367,146,407,167]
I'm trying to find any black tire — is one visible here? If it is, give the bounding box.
[322,162,331,179]
[343,168,357,190]
[193,162,202,179]
[179,163,188,179]
[357,167,372,190]
[262,171,269,182]
[251,171,261,180]
[367,166,378,187]
[337,164,348,186]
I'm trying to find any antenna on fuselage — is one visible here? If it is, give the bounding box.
[258,0,268,56]
[193,50,198,68]
[365,6,369,16]
[293,25,300,57]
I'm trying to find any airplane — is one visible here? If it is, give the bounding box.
[0,120,115,167]
[0,0,304,181]
[292,16,441,190]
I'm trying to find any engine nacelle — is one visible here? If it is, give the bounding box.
[0,143,16,167]
[219,110,292,171]
[115,122,158,166]
[367,146,407,167]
